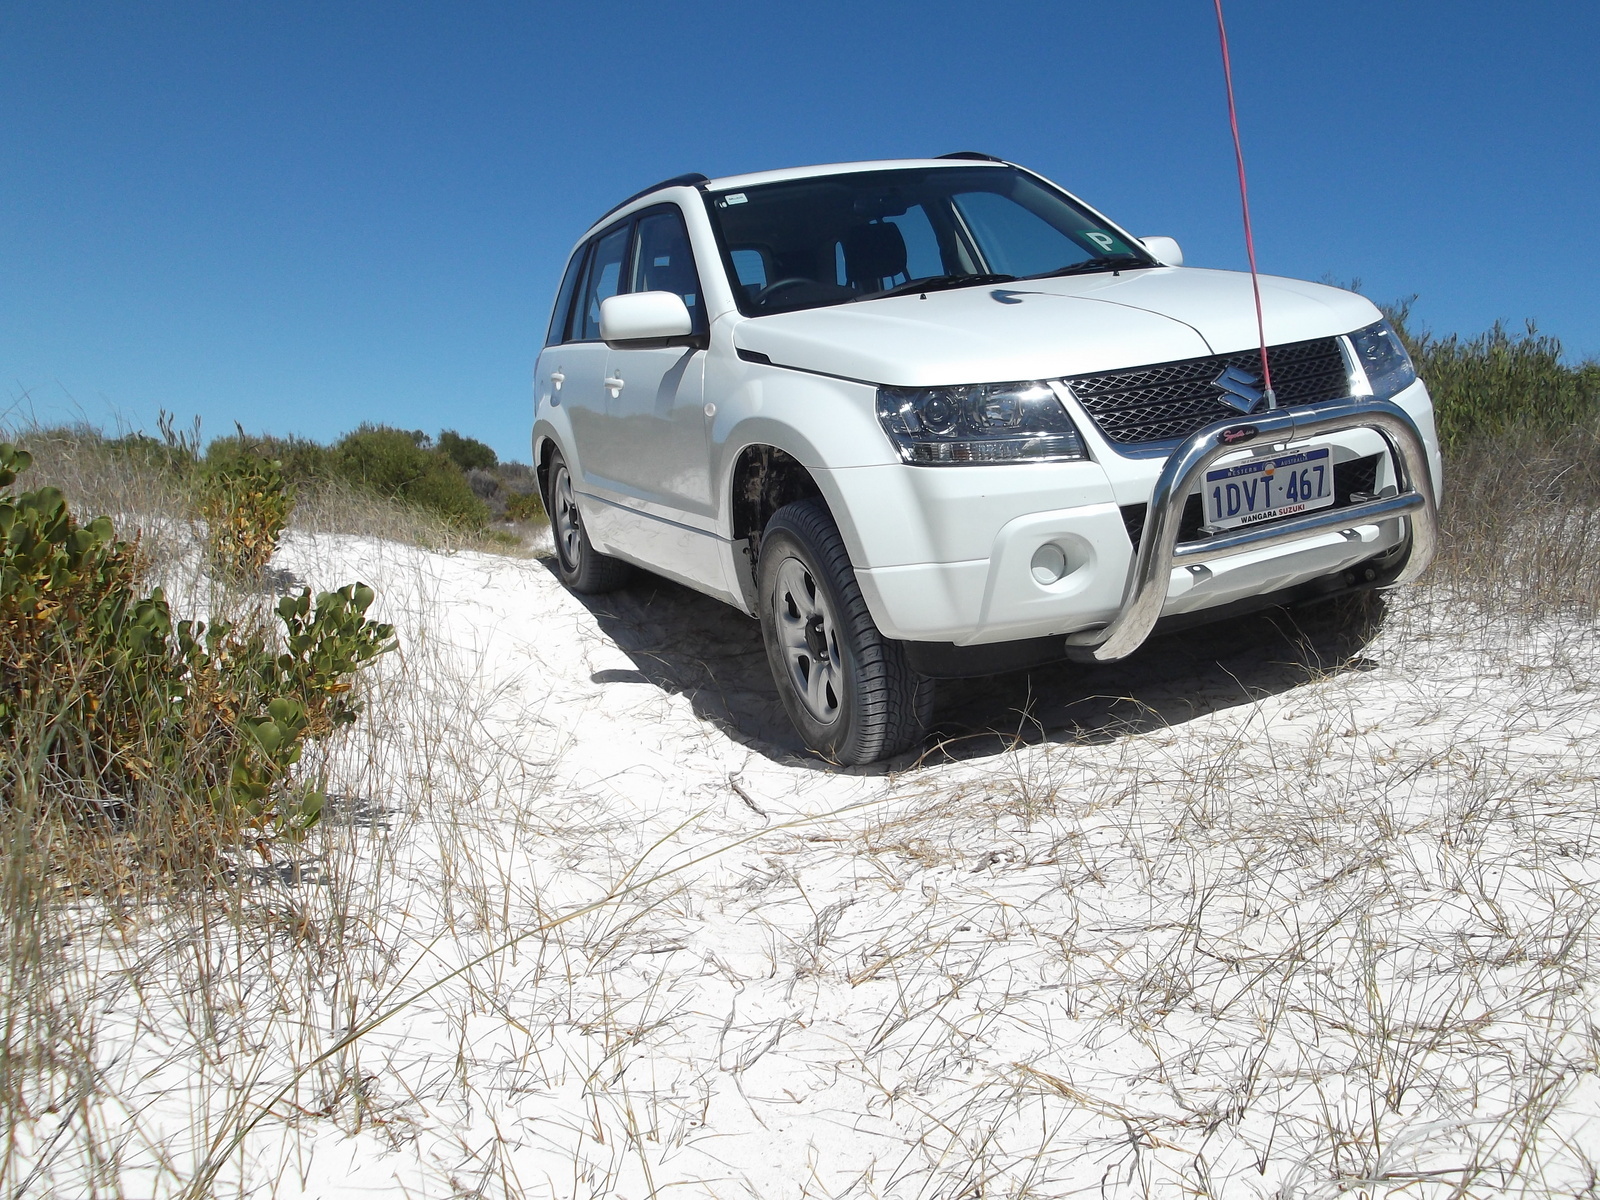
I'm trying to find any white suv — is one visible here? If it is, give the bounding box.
[533,154,1441,764]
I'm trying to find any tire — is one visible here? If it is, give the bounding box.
[757,498,934,765]
[545,450,632,594]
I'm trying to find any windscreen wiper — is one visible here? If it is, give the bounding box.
[1040,257,1155,278]
[863,273,1016,300]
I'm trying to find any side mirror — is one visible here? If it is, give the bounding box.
[1139,236,1190,267]
[1139,236,1183,267]
[600,291,695,348]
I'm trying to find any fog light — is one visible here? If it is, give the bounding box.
[1030,543,1068,584]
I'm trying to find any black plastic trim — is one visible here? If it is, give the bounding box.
[608,333,709,352]
[595,172,709,224]
[937,151,1006,162]
[730,349,874,387]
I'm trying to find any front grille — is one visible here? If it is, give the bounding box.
[1120,453,1384,552]
[1068,337,1351,446]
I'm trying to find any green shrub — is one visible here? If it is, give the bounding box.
[198,449,295,581]
[1389,304,1600,449]
[503,490,547,524]
[331,425,488,529]
[206,430,333,483]
[104,410,201,478]
[437,429,498,473]
[0,441,396,844]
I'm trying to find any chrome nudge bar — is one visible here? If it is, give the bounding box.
[1065,398,1439,663]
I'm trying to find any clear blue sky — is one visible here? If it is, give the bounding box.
[3,1,1595,461]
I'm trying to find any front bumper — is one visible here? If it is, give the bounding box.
[836,386,1438,655]
[1064,395,1436,661]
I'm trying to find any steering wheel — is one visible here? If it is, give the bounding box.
[753,277,813,305]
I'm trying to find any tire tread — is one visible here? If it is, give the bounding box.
[762,499,932,763]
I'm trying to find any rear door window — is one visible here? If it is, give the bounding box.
[574,222,633,342]
[546,243,590,346]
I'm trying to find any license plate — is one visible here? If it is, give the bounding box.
[1204,445,1334,531]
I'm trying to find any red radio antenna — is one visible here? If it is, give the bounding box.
[1213,0,1275,408]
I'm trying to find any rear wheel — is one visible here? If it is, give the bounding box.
[757,499,933,764]
[546,450,632,593]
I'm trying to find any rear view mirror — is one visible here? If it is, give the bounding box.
[600,291,695,348]
[1139,236,1184,267]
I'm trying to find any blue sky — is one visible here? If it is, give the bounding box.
[3,1,1595,461]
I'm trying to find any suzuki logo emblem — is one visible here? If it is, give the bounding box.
[1212,365,1266,414]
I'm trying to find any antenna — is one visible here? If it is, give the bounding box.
[1213,0,1275,408]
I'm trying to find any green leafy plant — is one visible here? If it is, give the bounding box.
[198,447,296,581]
[0,441,396,846]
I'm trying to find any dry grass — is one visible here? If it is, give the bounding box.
[850,611,1600,1196]
[1432,419,1600,623]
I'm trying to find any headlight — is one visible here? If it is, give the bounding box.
[1346,320,1417,402]
[875,381,1087,465]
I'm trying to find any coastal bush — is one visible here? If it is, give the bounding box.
[331,425,489,529]
[0,440,396,852]
[437,428,498,473]
[503,489,547,523]
[205,430,333,483]
[198,447,295,580]
[1389,304,1600,448]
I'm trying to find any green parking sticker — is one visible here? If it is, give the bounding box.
[1082,230,1131,255]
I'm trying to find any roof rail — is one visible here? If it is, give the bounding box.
[937,151,1005,162]
[594,172,710,224]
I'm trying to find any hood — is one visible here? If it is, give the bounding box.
[730,268,1380,387]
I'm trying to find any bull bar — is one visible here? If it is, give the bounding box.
[1065,397,1439,663]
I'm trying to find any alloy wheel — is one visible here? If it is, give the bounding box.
[771,554,843,724]
[553,463,582,568]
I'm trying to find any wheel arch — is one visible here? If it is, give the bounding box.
[727,442,828,612]
[532,428,566,508]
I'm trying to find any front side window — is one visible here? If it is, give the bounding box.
[630,207,707,334]
[574,222,632,341]
[706,166,1151,316]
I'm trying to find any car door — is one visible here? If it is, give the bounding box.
[589,205,723,588]
[602,205,712,522]
[535,233,589,450]
[552,219,636,552]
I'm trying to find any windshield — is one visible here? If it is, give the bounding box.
[705,166,1153,316]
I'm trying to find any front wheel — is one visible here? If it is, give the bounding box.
[757,499,933,765]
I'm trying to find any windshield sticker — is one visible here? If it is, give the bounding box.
[720,193,747,206]
[1082,230,1131,255]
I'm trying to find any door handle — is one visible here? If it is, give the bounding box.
[550,370,564,390]
[603,375,624,396]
